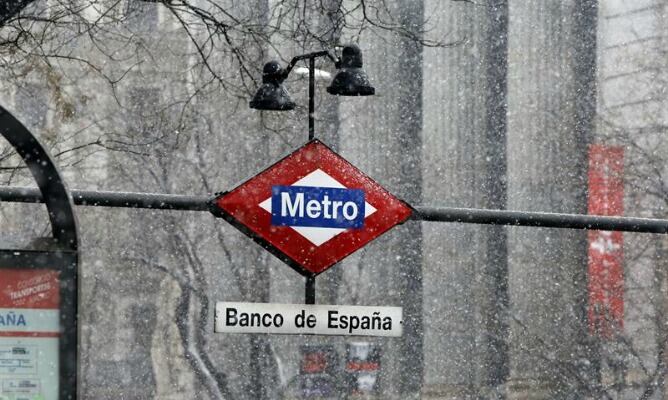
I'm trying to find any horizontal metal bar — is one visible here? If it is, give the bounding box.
[0,186,210,211]
[412,206,668,234]
[1,186,667,233]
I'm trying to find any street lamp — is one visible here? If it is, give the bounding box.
[248,61,296,111]
[327,44,375,96]
[249,44,375,140]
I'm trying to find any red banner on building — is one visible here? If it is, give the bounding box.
[587,144,624,338]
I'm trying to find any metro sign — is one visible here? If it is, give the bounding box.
[211,140,413,276]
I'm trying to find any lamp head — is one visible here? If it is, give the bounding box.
[249,61,296,111]
[327,45,375,96]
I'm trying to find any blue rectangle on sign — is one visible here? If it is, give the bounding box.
[271,185,365,229]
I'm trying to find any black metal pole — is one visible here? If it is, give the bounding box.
[308,56,315,141]
[305,275,316,304]
[413,206,668,233]
[280,50,337,141]
[2,186,668,234]
[0,186,209,211]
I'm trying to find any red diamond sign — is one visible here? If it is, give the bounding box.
[211,140,413,276]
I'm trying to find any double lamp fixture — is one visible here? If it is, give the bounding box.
[249,44,375,112]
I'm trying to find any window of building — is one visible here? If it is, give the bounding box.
[15,84,48,131]
[124,0,159,32]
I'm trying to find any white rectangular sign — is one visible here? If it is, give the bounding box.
[215,302,402,337]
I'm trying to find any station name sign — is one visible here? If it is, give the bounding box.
[215,302,402,337]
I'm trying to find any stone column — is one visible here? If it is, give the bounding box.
[421,0,509,397]
[506,1,597,398]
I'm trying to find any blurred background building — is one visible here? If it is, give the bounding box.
[0,0,667,399]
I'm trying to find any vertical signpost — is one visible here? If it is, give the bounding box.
[211,138,409,397]
[0,105,78,400]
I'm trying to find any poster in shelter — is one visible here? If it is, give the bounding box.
[0,269,59,400]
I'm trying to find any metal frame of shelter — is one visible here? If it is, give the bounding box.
[0,105,79,400]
